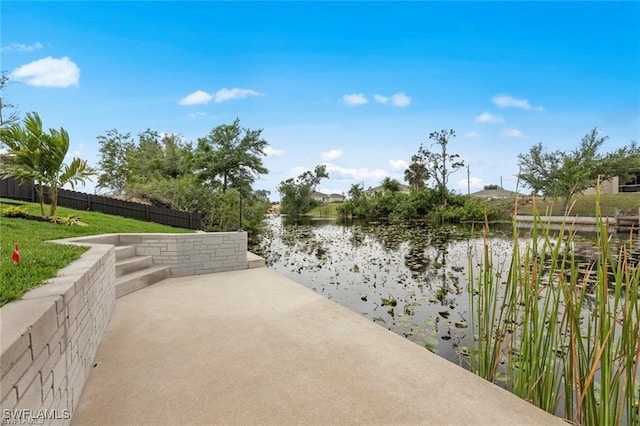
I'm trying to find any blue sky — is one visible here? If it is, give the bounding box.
[2,1,639,200]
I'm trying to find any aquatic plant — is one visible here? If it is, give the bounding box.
[468,192,640,425]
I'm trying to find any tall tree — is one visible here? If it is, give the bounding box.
[0,112,94,216]
[381,176,402,193]
[416,129,464,207]
[0,71,19,128]
[160,133,191,179]
[194,118,268,194]
[278,165,329,216]
[96,129,134,194]
[128,129,165,183]
[404,155,429,191]
[518,128,640,210]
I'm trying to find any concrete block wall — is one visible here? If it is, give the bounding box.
[62,232,249,277]
[119,232,248,277]
[0,231,248,424]
[0,243,115,425]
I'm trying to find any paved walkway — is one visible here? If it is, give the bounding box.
[73,268,565,425]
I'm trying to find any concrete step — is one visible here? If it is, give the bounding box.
[115,245,136,261]
[115,255,153,277]
[247,252,265,269]
[116,266,170,299]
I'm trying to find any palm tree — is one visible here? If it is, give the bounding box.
[0,112,94,216]
[404,156,429,191]
[43,126,94,216]
[0,112,49,215]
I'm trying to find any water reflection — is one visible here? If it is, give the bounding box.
[256,215,639,364]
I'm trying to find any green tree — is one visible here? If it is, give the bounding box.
[518,128,640,210]
[0,112,94,216]
[339,183,369,219]
[381,177,402,193]
[96,129,134,194]
[195,118,268,194]
[404,156,429,191]
[42,127,94,216]
[278,165,329,216]
[128,129,165,183]
[0,112,49,215]
[416,129,464,207]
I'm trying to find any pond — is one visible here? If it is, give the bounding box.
[254,218,488,359]
[254,216,638,365]
[255,216,640,424]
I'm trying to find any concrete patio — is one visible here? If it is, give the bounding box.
[72,268,565,425]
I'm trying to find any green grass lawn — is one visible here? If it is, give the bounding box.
[306,202,345,217]
[516,193,640,216]
[0,199,193,306]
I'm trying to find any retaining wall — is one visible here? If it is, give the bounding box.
[63,232,248,277]
[0,231,249,424]
[0,243,115,425]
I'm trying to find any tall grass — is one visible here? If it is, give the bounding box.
[468,192,639,425]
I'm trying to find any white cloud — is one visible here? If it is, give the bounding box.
[1,42,43,53]
[389,159,409,170]
[374,94,389,104]
[11,56,80,87]
[474,112,504,124]
[214,88,263,103]
[321,149,344,161]
[187,111,207,118]
[465,131,480,138]
[502,128,527,138]
[390,92,411,107]
[492,94,543,111]
[179,90,213,106]
[324,163,387,181]
[342,93,368,106]
[264,146,285,157]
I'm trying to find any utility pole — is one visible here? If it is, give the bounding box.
[500,176,503,190]
[467,165,470,195]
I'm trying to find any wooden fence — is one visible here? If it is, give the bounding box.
[0,176,202,230]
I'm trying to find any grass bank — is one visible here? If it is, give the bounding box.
[306,194,639,219]
[516,193,639,216]
[0,199,192,306]
[306,202,345,217]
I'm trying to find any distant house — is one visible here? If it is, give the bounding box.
[325,193,345,202]
[364,184,411,195]
[470,188,525,199]
[311,191,327,202]
[584,172,640,194]
[312,191,345,203]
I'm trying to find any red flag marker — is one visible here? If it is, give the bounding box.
[12,244,20,264]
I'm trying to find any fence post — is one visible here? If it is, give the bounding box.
[87,193,91,211]
[145,205,149,221]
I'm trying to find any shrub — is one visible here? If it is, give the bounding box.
[1,205,30,218]
[49,214,88,227]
